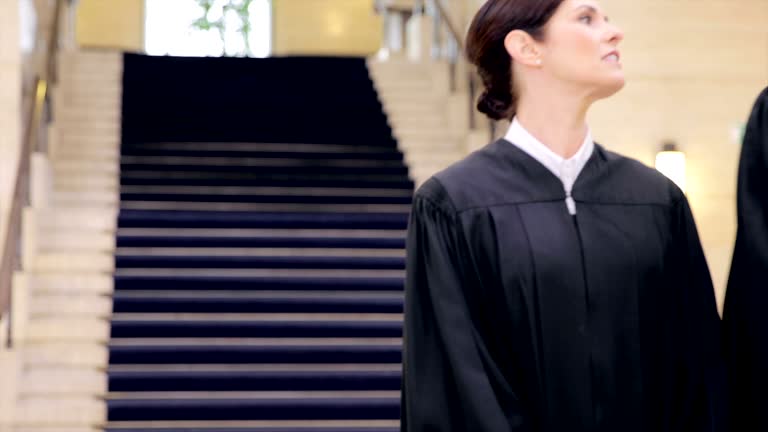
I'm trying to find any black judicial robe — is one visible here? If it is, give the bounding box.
[723,87,768,431]
[401,139,725,432]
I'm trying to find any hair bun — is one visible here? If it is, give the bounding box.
[477,89,512,121]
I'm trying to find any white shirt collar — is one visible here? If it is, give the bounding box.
[504,117,594,193]
[504,117,594,214]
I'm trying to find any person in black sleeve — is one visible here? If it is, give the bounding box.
[723,86,768,432]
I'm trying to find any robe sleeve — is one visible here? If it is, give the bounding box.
[670,194,728,431]
[731,87,768,278]
[723,86,768,431]
[401,186,526,431]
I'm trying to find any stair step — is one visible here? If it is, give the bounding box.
[122,148,403,161]
[56,190,119,205]
[55,160,120,175]
[61,81,122,92]
[60,89,122,100]
[114,273,403,292]
[120,186,411,197]
[31,252,114,272]
[115,236,404,249]
[108,369,401,392]
[53,151,120,163]
[119,193,411,206]
[26,318,110,342]
[113,290,403,302]
[109,319,402,338]
[117,228,406,239]
[37,230,115,252]
[104,420,398,432]
[115,267,402,279]
[106,392,399,421]
[20,367,107,395]
[14,427,102,432]
[57,123,120,135]
[58,135,120,145]
[108,343,402,365]
[15,397,106,425]
[23,343,108,368]
[28,273,114,295]
[120,202,410,213]
[55,184,119,197]
[39,208,113,229]
[117,210,408,230]
[57,108,120,121]
[30,294,113,318]
[112,290,403,313]
[114,255,404,270]
[120,160,407,176]
[120,173,414,189]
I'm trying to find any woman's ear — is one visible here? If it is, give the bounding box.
[504,30,542,67]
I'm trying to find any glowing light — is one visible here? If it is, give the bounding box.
[655,143,686,193]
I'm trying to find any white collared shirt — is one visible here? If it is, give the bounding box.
[504,117,594,215]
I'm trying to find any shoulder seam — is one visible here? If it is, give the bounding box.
[415,178,460,218]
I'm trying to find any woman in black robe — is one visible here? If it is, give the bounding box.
[400,0,726,431]
[723,87,768,431]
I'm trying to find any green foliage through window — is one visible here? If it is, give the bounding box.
[191,0,259,56]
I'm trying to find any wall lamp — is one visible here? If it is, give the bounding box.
[655,141,686,193]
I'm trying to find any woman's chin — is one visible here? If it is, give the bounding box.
[594,76,626,100]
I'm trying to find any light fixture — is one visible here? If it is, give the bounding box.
[655,141,687,193]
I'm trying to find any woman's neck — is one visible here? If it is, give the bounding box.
[515,91,591,159]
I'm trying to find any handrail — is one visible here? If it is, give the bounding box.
[426,0,488,134]
[1,0,65,348]
[431,0,463,52]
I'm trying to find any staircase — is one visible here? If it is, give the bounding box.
[11,50,122,431]
[105,55,410,432]
[367,59,466,186]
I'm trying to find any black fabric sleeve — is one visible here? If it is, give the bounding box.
[723,86,768,431]
[401,189,526,431]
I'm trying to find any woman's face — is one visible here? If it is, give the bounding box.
[537,0,625,98]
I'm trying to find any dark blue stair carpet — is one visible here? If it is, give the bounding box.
[114,276,404,292]
[109,370,401,392]
[118,211,409,230]
[115,256,405,270]
[110,320,402,338]
[121,148,405,161]
[109,345,402,365]
[105,429,398,432]
[121,177,413,190]
[120,163,409,177]
[112,295,404,314]
[114,54,410,427]
[120,176,414,189]
[119,194,412,205]
[116,236,405,249]
[107,398,400,421]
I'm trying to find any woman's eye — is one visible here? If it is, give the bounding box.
[579,15,592,24]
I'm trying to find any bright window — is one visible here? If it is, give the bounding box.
[145,0,271,57]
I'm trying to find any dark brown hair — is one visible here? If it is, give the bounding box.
[466,0,564,120]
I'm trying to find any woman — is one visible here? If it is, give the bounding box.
[400,0,726,430]
[723,87,768,431]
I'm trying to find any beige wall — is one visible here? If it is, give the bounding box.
[0,0,22,249]
[587,0,768,309]
[76,0,144,51]
[272,0,382,56]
